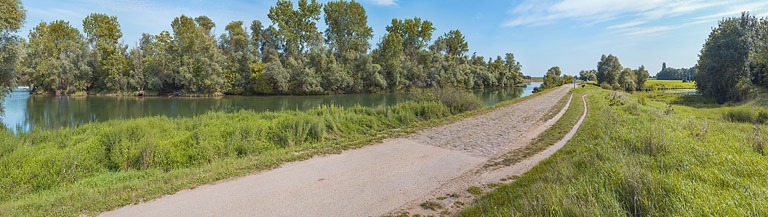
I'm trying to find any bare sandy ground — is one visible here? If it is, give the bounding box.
[99,85,578,217]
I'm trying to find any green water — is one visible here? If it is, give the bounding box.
[1,82,541,132]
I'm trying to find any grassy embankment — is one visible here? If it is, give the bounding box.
[460,85,768,216]
[0,86,549,216]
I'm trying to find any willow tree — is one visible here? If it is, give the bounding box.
[83,13,127,92]
[323,0,373,65]
[23,20,92,95]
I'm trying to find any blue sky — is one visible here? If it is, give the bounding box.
[17,0,768,77]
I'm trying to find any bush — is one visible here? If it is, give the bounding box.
[411,87,483,114]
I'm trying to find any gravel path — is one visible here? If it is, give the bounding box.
[99,85,576,217]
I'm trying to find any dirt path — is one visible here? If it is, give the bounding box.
[100,85,576,217]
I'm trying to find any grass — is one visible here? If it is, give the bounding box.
[643,79,697,91]
[459,85,768,216]
[467,186,483,196]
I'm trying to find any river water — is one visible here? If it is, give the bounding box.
[1,82,541,132]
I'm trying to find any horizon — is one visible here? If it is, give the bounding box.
[16,0,768,77]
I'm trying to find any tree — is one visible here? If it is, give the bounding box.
[376,32,404,90]
[635,65,649,91]
[542,66,561,89]
[268,0,322,59]
[83,13,128,92]
[579,70,597,81]
[166,15,224,94]
[431,30,468,59]
[596,54,622,87]
[220,21,256,94]
[23,20,91,95]
[0,0,26,96]
[385,17,435,60]
[618,68,637,92]
[323,0,373,64]
[695,12,758,103]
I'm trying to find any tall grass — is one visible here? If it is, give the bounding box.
[0,101,450,216]
[460,86,768,216]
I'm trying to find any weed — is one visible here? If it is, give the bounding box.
[467,186,483,196]
[751,126,765,156]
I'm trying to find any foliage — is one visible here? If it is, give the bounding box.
[22,20,92,95]
[596,54,622,86]
[83,13,128,92]
[0,0,25,96]
[541,66,562,89]
[696,12,768,103]
[579,69,597,81]
[618,68,637,92]
[410,86,483,114]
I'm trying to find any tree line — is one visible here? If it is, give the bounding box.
[695,12,768,103]
[2,0,525,96]
[655,62,695,81]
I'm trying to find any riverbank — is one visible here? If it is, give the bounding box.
[0,85,549,216]
[459,85,768,216]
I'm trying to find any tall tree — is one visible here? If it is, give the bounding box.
[385,17,435,60]
[23,20,91,95]
[83,13,128,92]
[0,0,26,95]
[168,15,224,93]
[634,65,649,91]
[376,32,404,90]
[431,30,468,59]
[220,21,256,94]
[542,66,562,89]
[323,0,373,64]
[696,12,762,103]
[268,0,322,59]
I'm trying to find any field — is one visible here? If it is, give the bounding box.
[643,79,697,91]
[459,85,768,216]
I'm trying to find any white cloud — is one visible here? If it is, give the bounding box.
[368,0,397,6]
[504,0,768,39]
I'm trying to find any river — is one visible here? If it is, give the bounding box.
[1,82,541,132]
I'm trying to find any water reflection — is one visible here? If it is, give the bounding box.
[2,82,541,132]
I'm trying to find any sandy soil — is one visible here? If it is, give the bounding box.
[99,85,580,217]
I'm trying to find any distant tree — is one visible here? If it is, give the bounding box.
[596,54,622,86]
[618,68,637,92]
[579,69,597,81]
[385,17,435,61]
[542,66,562,89]
[635,65,649,91]
[376,29,404,90]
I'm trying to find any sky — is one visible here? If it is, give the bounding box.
[16,0,768,77]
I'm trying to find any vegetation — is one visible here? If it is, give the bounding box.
[5,0,525,96]
[696,12,768,103]
[410,87,483,114]
[0,100,458,216]
[0,0,25,99]
[459,85,768,216]
[595,54,649,91]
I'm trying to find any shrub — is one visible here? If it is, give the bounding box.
[411,87,483,114]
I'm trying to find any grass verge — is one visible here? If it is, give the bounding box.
[485,88,587,169]
[459,85,768,216]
